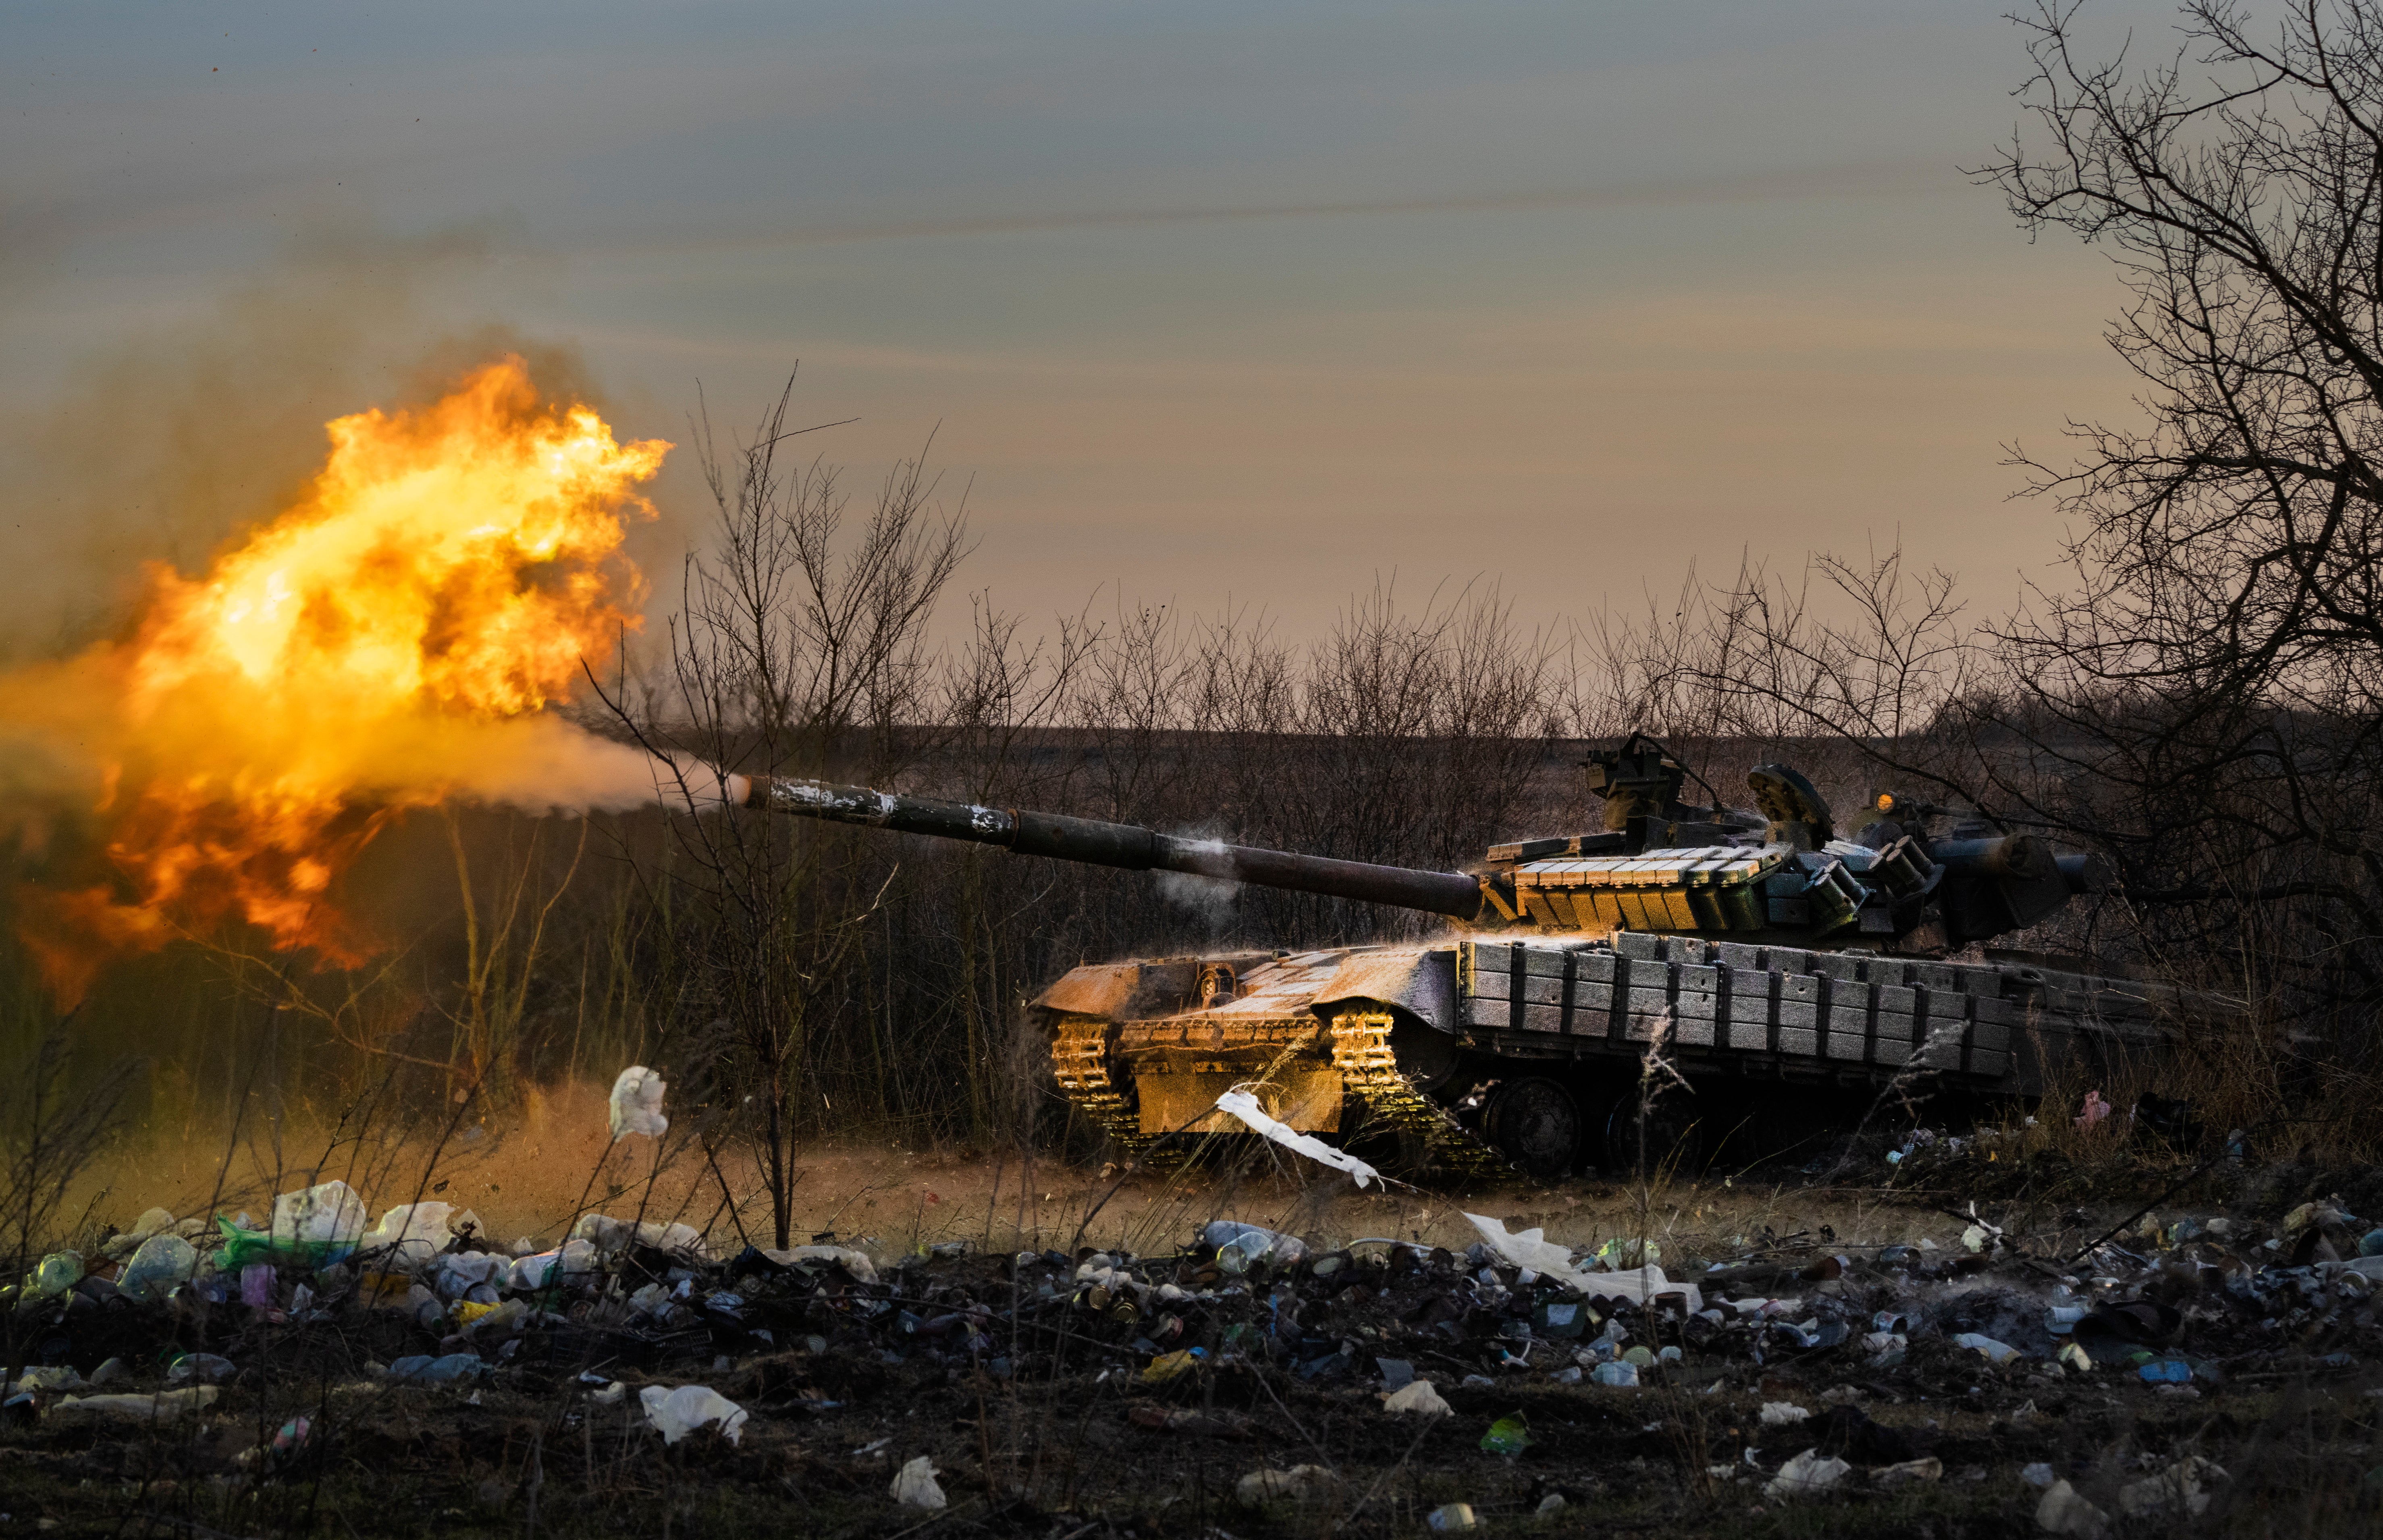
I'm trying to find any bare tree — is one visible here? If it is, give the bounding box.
[600,374,972,1247]
[1973,1,2383,1025]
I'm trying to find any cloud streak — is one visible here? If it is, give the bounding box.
[592,159,1960,262]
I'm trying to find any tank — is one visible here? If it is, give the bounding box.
[730,736,2202,1179]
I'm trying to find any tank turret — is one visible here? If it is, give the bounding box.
[733,734,2106,953]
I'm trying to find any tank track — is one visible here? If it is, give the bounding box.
[1054,1011,1509,1180]
[1049,1016,1193,1170]
[1329,1011,1511,1179]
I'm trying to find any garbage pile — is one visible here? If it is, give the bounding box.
[5,1151,2381,1530]
[10,1181,2373,1407]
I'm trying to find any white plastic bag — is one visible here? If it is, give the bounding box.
[361,1202,454,1269]
[271,1180,368,1252]
[1463,1213,1703,1313]
[571,1214,710,1260]
[890,1455,947,1510]
[1213,1090,1381,1188]
[609,1066,668,1141]
[1764,1448,1851,1500]
[1381,1379,1451,1415]
[639,1384,747,1446]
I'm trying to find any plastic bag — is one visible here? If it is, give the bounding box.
[889,1455,947,1510]
[23,1251,82,1300]
[1382,1380,1451,1415]
[572,1213,708,1260]
[52,1386,219,1420]
[609,1065,668,1141]
[272,1180,368,1253]
[1765,1449,1852,1501]
[638,1384,746,1445]
[1463,1212,1703,1313]
[127,1207,176,1240]
[359,1202,455,1268]
[386,1353,488,1383]
[1212,1089,1380,1188]
[118,1232,198,1302]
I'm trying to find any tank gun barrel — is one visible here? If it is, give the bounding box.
[736,775,1487,920]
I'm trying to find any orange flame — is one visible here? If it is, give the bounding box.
[7,357,670,1000]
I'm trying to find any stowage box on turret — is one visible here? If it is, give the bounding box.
[732,737,2200,1178]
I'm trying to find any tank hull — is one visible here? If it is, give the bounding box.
[1033,930,2201,1178]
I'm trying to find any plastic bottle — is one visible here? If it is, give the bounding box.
[118,1233,198,1303]
[1203,1220,1307,1272]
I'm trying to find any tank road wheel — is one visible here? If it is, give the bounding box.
[1599,1090,1705,1178]
[1483,1078,1581,1181]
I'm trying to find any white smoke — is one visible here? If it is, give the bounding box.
[1154,830,1241,931]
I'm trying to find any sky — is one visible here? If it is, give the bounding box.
[1,1,2185,653]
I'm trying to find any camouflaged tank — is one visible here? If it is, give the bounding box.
[731,737,2196,1178]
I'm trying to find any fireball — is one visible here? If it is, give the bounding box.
[8,357,670,999]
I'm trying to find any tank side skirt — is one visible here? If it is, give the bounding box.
[1452,936,2198,1097]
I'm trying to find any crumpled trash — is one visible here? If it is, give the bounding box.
[1213,1089,1381,1188]
[167,1353,236,1383]
[1204,1220,1307,1271]
[457,1298,526,1336]
[1955,1332,2022,1365]
[272,1180,369,1255]
[1760,1401,1811,1426]
[1142,1348,1204,1383]
[358,1202,467,1268]
[4,1366,86,1394]
[1128,1403,1251,1437]
[1462,1213,1702,1312]
[609,1065,669,1141]
[1596,1236,1662,1269]
[235,1415,312,1472]
[434,1250,506,1300]
[1764,1449,1851,1500]
[1382,1379,1451,1415]
[2036,1478,2109,1536]
[757,1243,876,1282]
[2022,1462,2058,1488]
[386,1353,489,1384]
[1874,1457,1943,1488]
[1479,1410,1531,1455]
[889,1454,946,1509]
[1590,1361,1638,1386]
[22,1251,82,1299]
[2076,1089,2110,1130]
[639,1384,747,1446]
[117,1232,197,1303]
[2118,1455,2226,1517]
[574,1213,709,1261]
[1236,1464,1341,1505]
[505,1242,587,1291]
[52,1386,220,1420]
[1427,1504,1479,1532]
